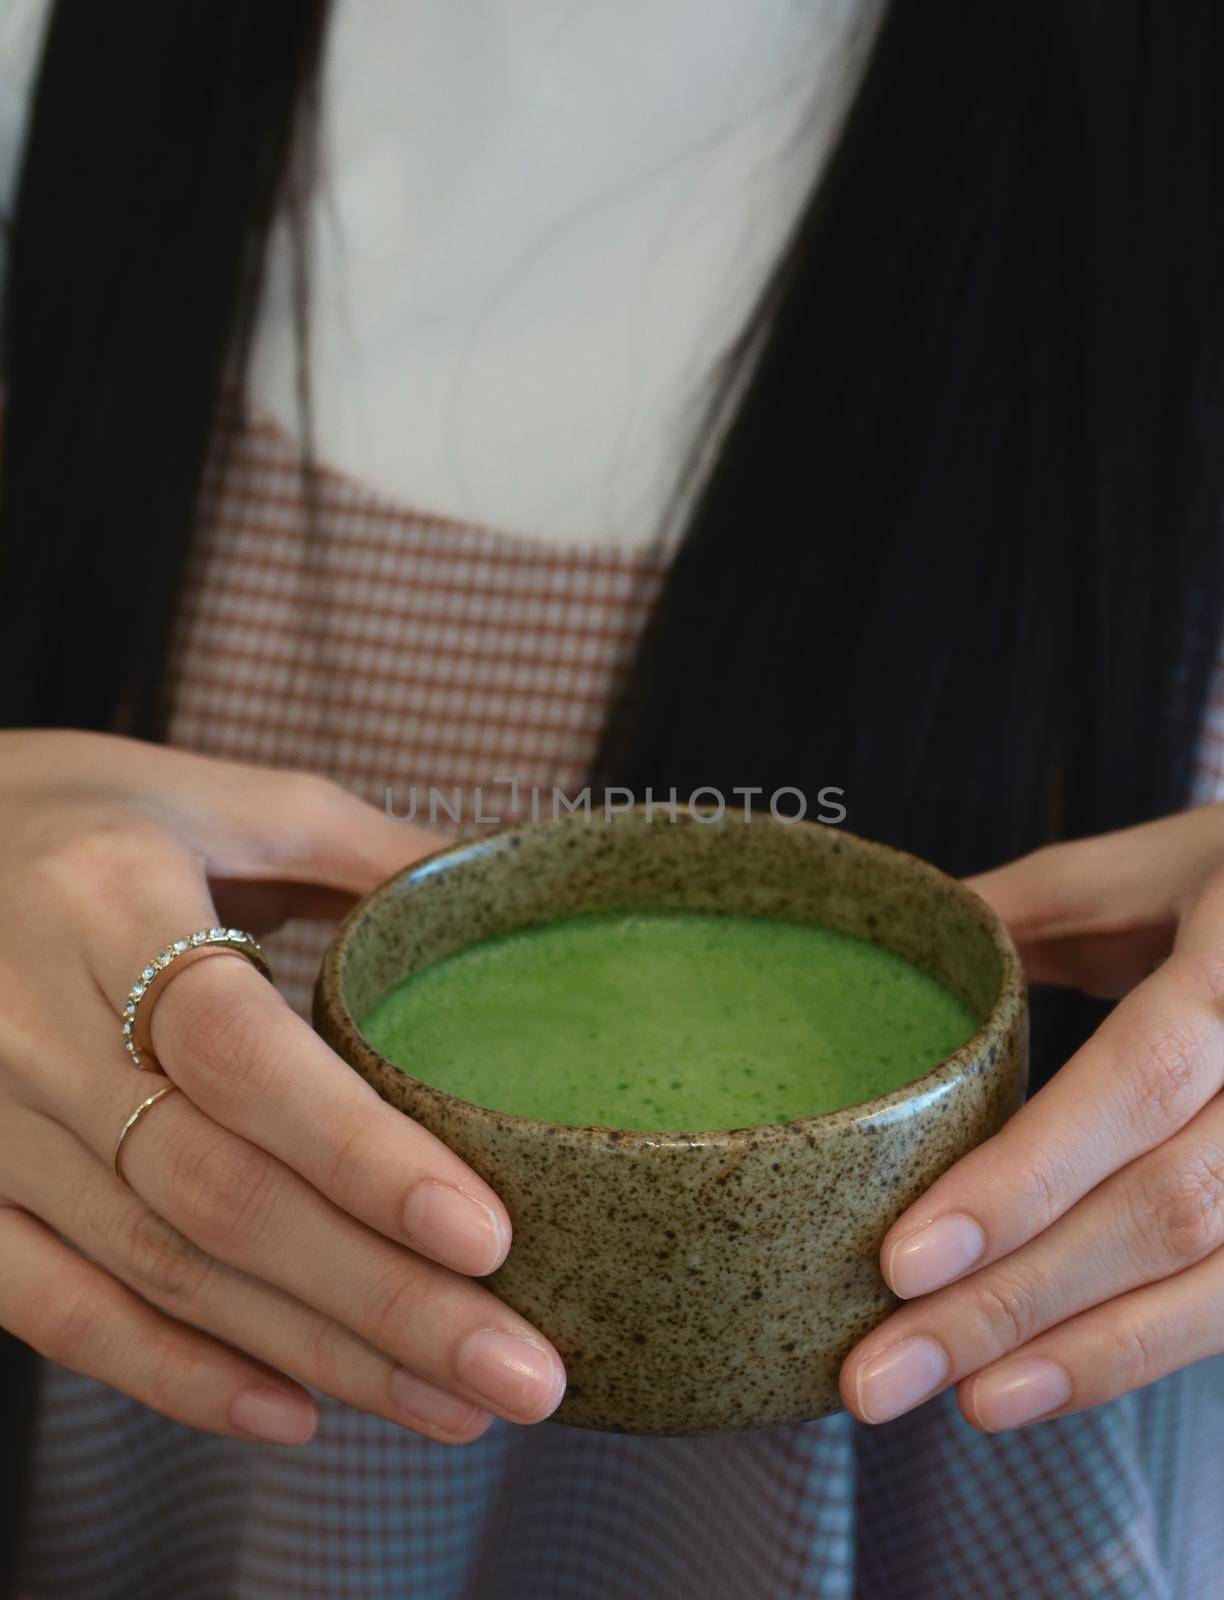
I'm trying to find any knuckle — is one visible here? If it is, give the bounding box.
[119,1204,213,1305]
[1006,1142,1074,1235]
[1131,1140,1224,1266]
[1102,1316,1164,1393]
[169,1132,280,1256]
[1129,1015,1205,1135]
[300,1312,356,1396]
[320,1114,381,1211]
[167,985,276,1114]
[21,1274,99,1367]
[139,1334,215,1421]
[366,1260,444,1351]
[281,771,356,833]
[969,1265,1043,1351]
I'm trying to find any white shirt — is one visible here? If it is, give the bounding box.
[0,0,877,547]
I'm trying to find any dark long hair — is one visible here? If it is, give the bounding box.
[597,2,1224,876]
[4,1,1224,1589]
[0,0,329,734]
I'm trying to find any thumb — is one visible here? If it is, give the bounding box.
[965,808,1224,940]
[160,764,451,899]
[963,818,1200,994]
[258,775,450,896]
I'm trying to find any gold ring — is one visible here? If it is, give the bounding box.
[113,1084,179,1188]
[121,928,272,1070]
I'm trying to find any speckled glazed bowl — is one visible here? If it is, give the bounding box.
[314,808,1028,1435]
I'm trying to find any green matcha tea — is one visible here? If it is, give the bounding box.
[360,909,977,1131]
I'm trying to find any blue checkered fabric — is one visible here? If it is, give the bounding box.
[18,1354,1224,1599]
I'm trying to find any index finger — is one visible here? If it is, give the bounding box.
[146,956,511,1278]
[878,882,1224,1300]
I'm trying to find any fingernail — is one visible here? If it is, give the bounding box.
[971,1357,1071,1431]
[887,1213,985,1298]
[855,1336,948,1423]
[230,1386,318,1445]
[391,1367,493,1441]
[404,1181,508,1276]
[455,1327,566,1422]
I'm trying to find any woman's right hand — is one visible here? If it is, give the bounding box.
[0,730,566,1446]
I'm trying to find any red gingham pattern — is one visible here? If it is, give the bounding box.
[164,409,666,1014]
[16,408,1224,1599]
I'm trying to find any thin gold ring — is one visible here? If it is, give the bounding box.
[113,1084,179,1188]
[121,928,272,1070]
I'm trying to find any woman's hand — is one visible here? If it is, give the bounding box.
[0,730,566,1447]
[839,803,1224,1433]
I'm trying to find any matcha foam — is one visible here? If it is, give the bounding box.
[360,908,978,1131]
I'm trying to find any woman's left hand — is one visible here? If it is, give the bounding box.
[839,802,1224,1433]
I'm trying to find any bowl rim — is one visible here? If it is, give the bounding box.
[315,807,1028,1151]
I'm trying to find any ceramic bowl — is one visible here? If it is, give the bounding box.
[314,807,1027,1435]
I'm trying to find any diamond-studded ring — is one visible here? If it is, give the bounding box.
[121,929,273,1070]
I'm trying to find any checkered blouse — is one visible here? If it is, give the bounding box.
[16,409,1224,1600]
